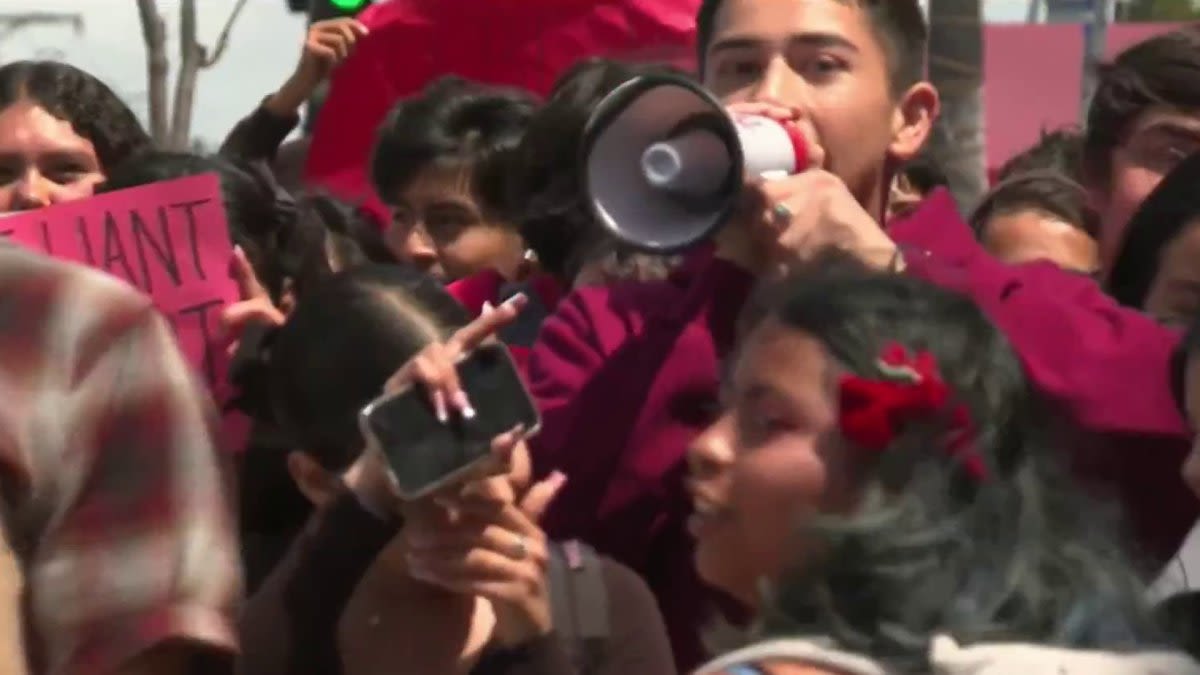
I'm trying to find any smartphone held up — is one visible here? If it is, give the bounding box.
[359,342,541,500]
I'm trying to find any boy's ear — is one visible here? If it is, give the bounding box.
[889,82,940,163]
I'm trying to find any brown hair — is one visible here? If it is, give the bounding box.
[1083,28,1200,187]
[970,170,1098,239]
[999,127,1083,182]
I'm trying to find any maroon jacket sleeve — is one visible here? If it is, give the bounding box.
[526,258,753,670]
[526,287,627,475]
[891,189,1187,439]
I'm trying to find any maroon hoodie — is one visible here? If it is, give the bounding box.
[527,189,1199,669]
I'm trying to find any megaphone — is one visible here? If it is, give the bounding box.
[581,73,808,254]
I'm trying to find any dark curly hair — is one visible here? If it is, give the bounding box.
[499,58,685,280]
[369,75,536,214]
[0,61,151,172]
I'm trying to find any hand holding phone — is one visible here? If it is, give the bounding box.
[383,293,528,421]
[359,294,539,500]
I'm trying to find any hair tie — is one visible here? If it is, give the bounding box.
[838,342,987,481]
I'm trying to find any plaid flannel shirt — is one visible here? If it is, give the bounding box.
[0,245,240,674]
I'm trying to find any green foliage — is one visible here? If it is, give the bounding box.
[1122,0,1200,20]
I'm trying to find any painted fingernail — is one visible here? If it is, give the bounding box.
[502,292,527,309]
[452,391,476,420]
[433,390,449,423]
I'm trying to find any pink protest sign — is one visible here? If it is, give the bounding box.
[0,173,238,393]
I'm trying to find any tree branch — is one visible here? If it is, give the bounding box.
[169,0,204,150]
[134,0,169,146]
[201,0,250,69]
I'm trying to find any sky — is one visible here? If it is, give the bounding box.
[0,0,308,146]
[0,0,1035,145]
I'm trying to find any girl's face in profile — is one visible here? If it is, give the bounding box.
[0,99,104,213]
[686,319,858,607]
[1144,218,1200,326]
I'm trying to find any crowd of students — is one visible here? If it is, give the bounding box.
[1,0,1200,673]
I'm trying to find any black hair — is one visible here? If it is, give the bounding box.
[696,0,927,94]
[1084,28,1200,187]
[269,190,398,302]
[898,154,949,196]
[234,227,399,590]
[500,58,686,280]
[0,60,152,171]
[235,265,468,575]
[738,252,1162,667]
[999,127,1084,182]
[1107,151,1200,310]
[970,170,1098,240]
[260,264,470,471]
[370,76,537,216]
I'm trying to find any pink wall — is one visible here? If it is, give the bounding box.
[984,22,1184,168]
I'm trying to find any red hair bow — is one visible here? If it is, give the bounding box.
[838,343,987,481]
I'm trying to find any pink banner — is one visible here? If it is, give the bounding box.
[0,174,238,393]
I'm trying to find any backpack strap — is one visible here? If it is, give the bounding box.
[547,540,610,674]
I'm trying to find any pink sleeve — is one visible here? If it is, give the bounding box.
[894,191,1186,438]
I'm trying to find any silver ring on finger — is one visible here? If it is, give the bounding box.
[771,202,793,226]
[510,534,528,560]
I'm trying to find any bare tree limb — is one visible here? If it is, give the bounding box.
[163,0,250,148]
[169,0,204,150]
[201,0,250,69]
[134,0,170,146]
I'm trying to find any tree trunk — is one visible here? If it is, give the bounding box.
[168,0,203,150]
[926,0,987,214]
[168,0,249,150]
[134,0,169,146]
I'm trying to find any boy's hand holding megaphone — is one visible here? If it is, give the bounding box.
[580,73,900,271]
[715,100,901,276]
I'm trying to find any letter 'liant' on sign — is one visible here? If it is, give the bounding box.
[0,173,238,397]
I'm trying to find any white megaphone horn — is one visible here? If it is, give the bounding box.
[580,73,809,253]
